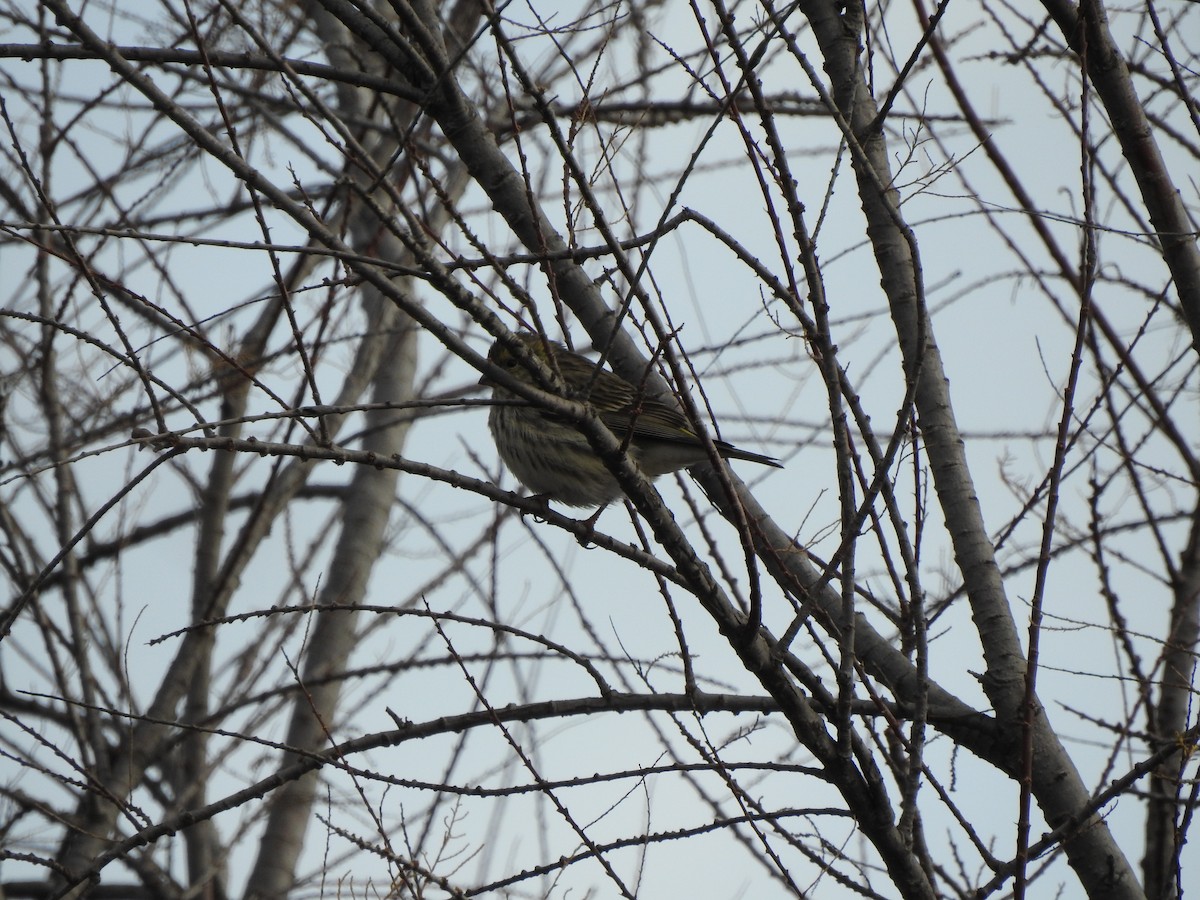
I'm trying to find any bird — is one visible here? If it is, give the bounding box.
[481,332,782,508]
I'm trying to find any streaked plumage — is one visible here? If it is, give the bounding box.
[482,333,782,507]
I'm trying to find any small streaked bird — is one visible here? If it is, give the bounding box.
[481,333,782,508]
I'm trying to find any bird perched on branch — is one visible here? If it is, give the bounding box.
[481,332,782,508]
